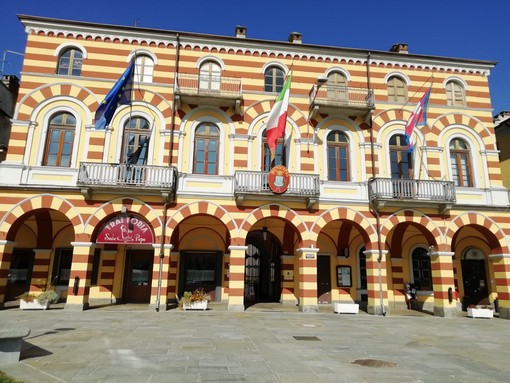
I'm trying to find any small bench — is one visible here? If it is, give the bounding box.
[334,303,359,314]
[0,328,31,364]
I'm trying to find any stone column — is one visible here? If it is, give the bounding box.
[227,245,247,312]
[0,240,15,309]
[150,243,173,311]
[490,253,510,320]
[296,247,319,313]
[430,249,458,317]
[365,249,389,315]
[65,242,96,311]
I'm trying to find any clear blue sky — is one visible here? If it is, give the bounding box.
[1,0,508,115]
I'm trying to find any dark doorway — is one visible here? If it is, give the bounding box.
[6,249,35,301]
[317,255,331,303]
[461,258,489,308]
[245,231,281,303]
[124,250,153,303]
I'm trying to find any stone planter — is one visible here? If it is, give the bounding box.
[182,300,208,311]
[20,299,50,310]
[467,307,493,319]
[334,303,359,314]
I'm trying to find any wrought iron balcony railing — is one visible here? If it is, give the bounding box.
[78,162,177,200]
[309,84,374,119]
[234,170,320,210]
[368,177,456,212]
[175,73,242,113]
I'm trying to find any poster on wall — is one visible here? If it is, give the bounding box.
[336,266,352,287]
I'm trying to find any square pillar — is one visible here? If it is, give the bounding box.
[65,242,96,311]
[227,245,247,312]
[429,250,458,317]
[296,247,319,312]
[150,244,172,311]
[0,240,15,308]
[365,249,389,315]
[490,253,510,320]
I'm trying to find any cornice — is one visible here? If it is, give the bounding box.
[19,15,494,76]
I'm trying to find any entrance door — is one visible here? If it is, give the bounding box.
[5,249,35,301]
[317,255,331,303]
[461,257,489,308]
[245,232,281,303]
[124,250,153,303]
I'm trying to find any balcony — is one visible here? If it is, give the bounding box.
[78,162,177,202]
[234,171,320,211]
[368,178,456,213]
[308,84,374,120]
[175,74,242,113]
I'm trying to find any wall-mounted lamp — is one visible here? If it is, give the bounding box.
[262,226,268,241]
[343,248,349,258]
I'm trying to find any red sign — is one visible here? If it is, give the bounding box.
[96,215,154,244]
[268,165,290,194]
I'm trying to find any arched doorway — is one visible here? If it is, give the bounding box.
[461,247,489,309]
[244,230,282,304]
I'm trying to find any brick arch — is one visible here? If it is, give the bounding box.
[430,113,496,150]
[119,89,173,121]
[239,204,308,247]
[371,108,408,130]
[0,194,83,241]
[310,207,377,250]
[243,100,306,127]
[380,209,444,250]
[445,212,509,253]
[83,198,161,241]
[167,200,239,243]
[15,83,97,121]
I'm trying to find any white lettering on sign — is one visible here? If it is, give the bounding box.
[97,215,154,244]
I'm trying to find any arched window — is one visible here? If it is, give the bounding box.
[264,66,285,93]
[134,55,154,83]
[194,122,219,175]
[387,76,407,102]
[199,60,221,91]
[327,71,348,101]
[411,247,432,290]
[449,138,473,186]
[43,112,76,167]
[389,134,411,179]
[121,116,150,165]
[445,80,466,107]
[327,131,350,181]
[262,129,285,171]
[57,48,83,76]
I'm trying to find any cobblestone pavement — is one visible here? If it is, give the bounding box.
[0,303,508,382]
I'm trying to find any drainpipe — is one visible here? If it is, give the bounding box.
[366,51,386,316]
[169,33,180,167]
[155,202,169,312]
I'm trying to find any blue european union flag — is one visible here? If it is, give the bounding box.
[95,61,135,130]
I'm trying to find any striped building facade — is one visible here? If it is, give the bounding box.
[1,15,509,318]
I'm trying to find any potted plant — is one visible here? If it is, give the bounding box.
[18,278,60,310]
[179,288,210,311]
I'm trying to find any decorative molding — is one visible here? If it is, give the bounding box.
[21,17,493,76]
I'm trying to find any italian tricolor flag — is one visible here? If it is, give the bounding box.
[266,73,292,156]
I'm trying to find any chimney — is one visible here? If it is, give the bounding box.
[235,25,247,38]
[288,32,302,44]
[390,43,408,54]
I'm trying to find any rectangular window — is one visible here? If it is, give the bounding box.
[52,248,73,286]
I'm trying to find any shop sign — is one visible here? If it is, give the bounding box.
[268,165,290,194]
[97,215,154,244]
